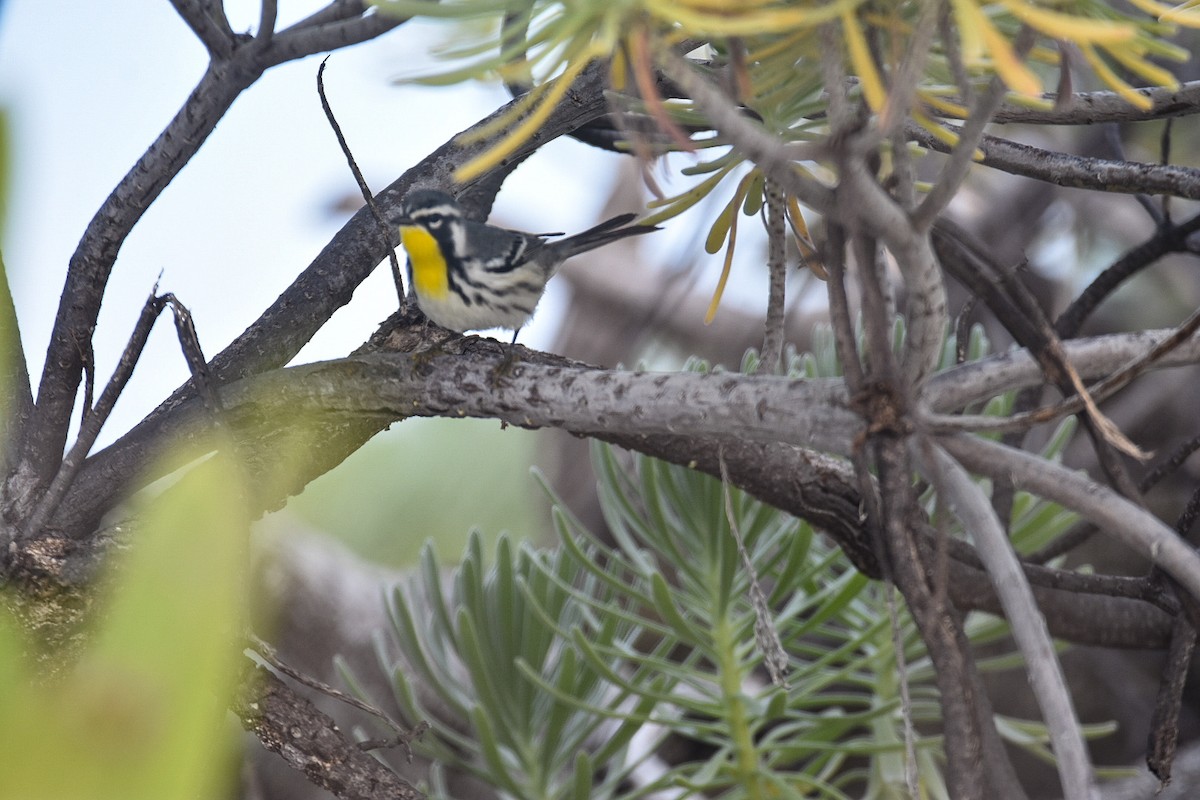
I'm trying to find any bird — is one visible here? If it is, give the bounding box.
[392,189,658,336]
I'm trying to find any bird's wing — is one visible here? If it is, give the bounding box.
[471,223,544,274]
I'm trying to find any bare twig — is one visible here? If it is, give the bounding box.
[757,179,787,375]
[919,439,1097,800]
[234,665,425,800]
[1056,210,1200,339]
[913,28,1033,230]
[717,448,789,687]
[256,0,278,45]
[938,3,973,108]
[170,0,235,58]
[1103,123,1162,226]
[877,0,939,138]
[938,432,1200,604]
[317,57,406,308]
[842,153,947,388]
[1147,616,1197,784]
[953,297,977,365]
[925,330,1200,414]
[162,295,220,416]
[822,222,866,391]
[874,437,987,798]
[249,635,427,755]
[22,290,226,541]
[1143,435,1200,498]
[23,288,170,539]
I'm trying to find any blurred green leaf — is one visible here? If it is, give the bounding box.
[0,452,248,800]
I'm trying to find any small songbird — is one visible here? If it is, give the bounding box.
[393,189,658,334]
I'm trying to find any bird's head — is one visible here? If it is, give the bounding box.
[392,189,464,233]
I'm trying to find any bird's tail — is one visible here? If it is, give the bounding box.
[552,213,659,263]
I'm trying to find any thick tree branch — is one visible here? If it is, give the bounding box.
[1055,211,1200,339]
[41,329,1177,650]
[234,665,424,800]
[170,0,236,58]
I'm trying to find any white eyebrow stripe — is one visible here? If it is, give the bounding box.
[411,204,459,219]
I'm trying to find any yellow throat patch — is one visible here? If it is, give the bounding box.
[400,225,449,300]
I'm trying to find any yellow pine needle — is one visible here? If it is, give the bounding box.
[705,173,755,254]
[1122,0,1200,27]
[455,45,604,182]
[862,10,912,35]
[978,13,1042,96]
[660,0,863,38]
[949,0,984,64]
[841,9,888,114]
[1078,42,1154,110]
[1102,43,1180,89]
[457,79,549,145]
[705,210,739,325]
[641,167,737,227]
[1162,0,1200,26]
[610,46,628,90]
[918,90,970,119]
[950,0,1041,96]
[912,109,985,161]
[785,194,813,250]
[785,194,827,279]
[999,0,1137,43]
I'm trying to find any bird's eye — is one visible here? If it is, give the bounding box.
[425,214,444,228]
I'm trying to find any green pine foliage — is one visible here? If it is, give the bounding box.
[365,329,1093,799]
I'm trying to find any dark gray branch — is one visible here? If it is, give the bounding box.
[990,80,1200,126]
[264,11,401,64]
[48,332,1174,649]
[170,0,236,58]
[908,121,1200,200]
[235,665,424,800]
